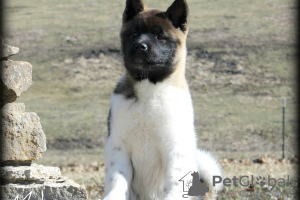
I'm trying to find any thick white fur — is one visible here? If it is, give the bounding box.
[103,75,223,200]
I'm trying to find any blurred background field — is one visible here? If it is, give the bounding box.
[3,0,298,199]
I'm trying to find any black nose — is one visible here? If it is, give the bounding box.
[134,42,148,51]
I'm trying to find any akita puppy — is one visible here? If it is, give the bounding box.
[103,0,223,199]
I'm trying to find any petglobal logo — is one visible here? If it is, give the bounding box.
[213,175,298,189]
[179,171,298,198]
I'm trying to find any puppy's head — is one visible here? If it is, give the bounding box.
[120,0,189,83]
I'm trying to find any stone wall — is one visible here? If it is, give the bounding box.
[0,39,88,200]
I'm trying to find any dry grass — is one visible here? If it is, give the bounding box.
[37,152,298,199]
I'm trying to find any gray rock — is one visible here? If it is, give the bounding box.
[0,178,88,200]
[1,44,19,59]
[0,103,47,162]
[0,163,61,182]
[1,102,25,113]
[1,60,32,106]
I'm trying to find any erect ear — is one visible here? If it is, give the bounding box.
[166,0,189,32]
[123,0,146,23]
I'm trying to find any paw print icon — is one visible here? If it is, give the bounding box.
[256,176,266,187]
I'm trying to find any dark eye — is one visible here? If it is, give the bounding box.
[156,34,163,40]
[133,32,139,37]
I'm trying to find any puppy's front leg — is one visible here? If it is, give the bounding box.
[163,149,199,200]
[103,138,132,200]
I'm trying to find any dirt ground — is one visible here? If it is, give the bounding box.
[44,155,297,199]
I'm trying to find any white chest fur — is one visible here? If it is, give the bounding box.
[107,79,198,199]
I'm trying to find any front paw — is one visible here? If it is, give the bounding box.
[103,193,127,200]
